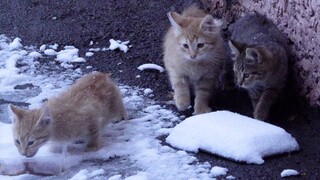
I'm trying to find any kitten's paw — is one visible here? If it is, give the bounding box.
[175,96,191,111]
[86,142,100,152]
[254,109,268,121]
[194,106,211,115]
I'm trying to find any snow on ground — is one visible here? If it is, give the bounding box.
[68,169,105,180]
[0,35,232,179]
[166,111,300,164]
[280,169,300,178]
[210,166,228,177]
[109,39,131,53]
[137,63,164,73]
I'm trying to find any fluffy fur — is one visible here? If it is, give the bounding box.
[9,71,127,157]
[229,14,288,121]
[163,5,228,114]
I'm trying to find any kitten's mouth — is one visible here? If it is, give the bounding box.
[240,84,249,89]
[185,57,200,62]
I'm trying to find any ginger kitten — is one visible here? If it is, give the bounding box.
[229,14,288,121]
[9,71,127,157]
[163,5,228,114]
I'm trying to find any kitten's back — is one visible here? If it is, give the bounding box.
[230,14,288,51]
[47,72,127,140]
[180,5,207,18]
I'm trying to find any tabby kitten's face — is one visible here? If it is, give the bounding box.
[168,12,223,61]
[9,105,51,157]
[229,40,271,89]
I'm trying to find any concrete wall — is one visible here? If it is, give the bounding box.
[201,0,320,106]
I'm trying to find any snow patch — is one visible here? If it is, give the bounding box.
[166,111,300,164]
[143,88,153,95]
[137,64,164,73]
[28,51,42,59]
[8,38,23,50]
[69,169,105,180]
[44,49,57,56]
[210,166,228,177]
[39,44,46,51]
[85,52,94,57]
[56,46,86,63]
[280,169,299,178]
[109,39,130,53]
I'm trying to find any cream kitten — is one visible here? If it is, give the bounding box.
[9,71,127,157]
[163,5,228,114]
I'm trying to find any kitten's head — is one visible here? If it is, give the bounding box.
[9,105,52,157]
[228,40,273,89]
[168,11,223,61]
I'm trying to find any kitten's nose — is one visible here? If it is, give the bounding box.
[238,78,244,86]
[189,54,196,59]
[21,150,27,156]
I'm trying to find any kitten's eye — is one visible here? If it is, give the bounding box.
[182,44,189,49]
[28,141,34,146]
[197,43,205,49]
[243,73,250,79]
[15,139,20,145]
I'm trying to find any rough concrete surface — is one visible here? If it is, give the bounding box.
[0,0,319,179]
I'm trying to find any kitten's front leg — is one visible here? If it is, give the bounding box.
[171,75,191,111]
[254,89,279,121]
[194,78,213,114]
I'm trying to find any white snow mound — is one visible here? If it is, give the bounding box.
[166,111,300,164]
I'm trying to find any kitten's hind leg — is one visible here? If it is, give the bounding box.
[172,76,191,111]
[86,121,100,151]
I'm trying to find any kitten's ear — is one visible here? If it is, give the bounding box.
[36,105,52,129]
[257,46,273,61]
[245,48,262,65]
[8,105,24,123]
[228,40,241,61]
[200,15,221,34]
[168,12,185,36]
[245,47,273,65]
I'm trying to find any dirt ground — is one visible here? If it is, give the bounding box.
[0,0,319,179]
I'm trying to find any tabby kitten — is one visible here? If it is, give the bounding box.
[228,14,288,121]
[9,71,127,157]
[163,5,228,114]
